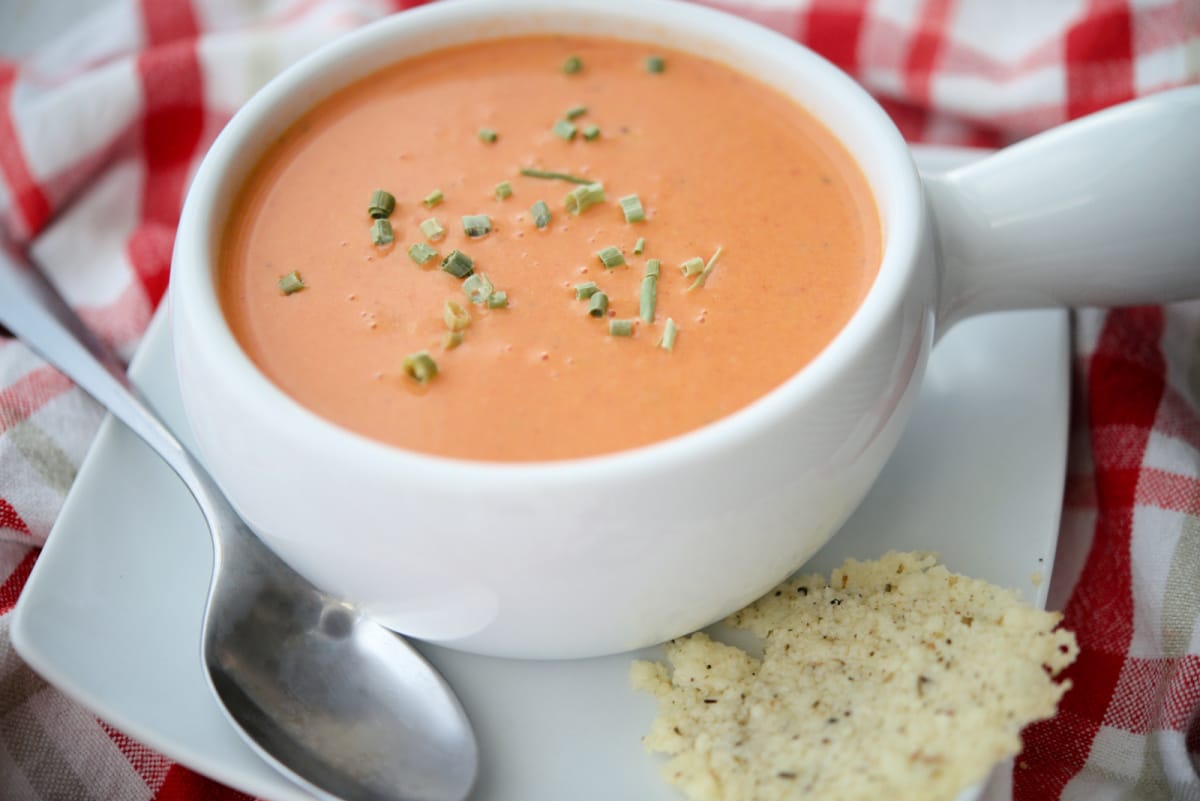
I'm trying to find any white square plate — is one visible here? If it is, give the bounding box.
[12,147,1069,801]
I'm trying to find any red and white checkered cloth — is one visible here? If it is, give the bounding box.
[1,1,1198,799]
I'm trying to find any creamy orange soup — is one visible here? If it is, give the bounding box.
[220,36,881,461]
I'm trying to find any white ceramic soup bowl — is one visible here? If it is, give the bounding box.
[171,0,1200,659]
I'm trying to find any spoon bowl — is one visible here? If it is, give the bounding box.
[201,491,478,801]
[0,237,478,801]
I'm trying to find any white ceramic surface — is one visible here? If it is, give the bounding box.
[13,144,1070,798]
[169,0,1200,658]
[170,0,926,659]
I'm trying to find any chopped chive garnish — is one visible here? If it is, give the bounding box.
[408,242,438,265]
[588,291,609,317]
[277,270,305,295]
[531,200,552,229]
[640,262,659,323]
[596,246,625,269]
[659,318,678,351]
[687,246,723,291]
[423,189,444,208]
[574,281,599,300]
[565,182,606,214]
[371,218,395,246]
[582,124,600,141]
[519,168,593,184]
[609,319,635,337]
[645,55,666,74]
[440,249,474,279]
[486,290,508,309]
[680,256,705,276]
[368,189,395,219]
[461,214,492,238]
[634,237,646,255]
[419,217,445,241]
[478,127,498,143]
[442,331,464,350]
[495,181,513,200]
[562,55,582,74]
[565,104,588,120]
[443,300,471,331]
[402,351,438,383]
[619,194,645,223]
[462,273,495,305]
[552,119,577,141]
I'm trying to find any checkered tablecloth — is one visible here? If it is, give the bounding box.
[1,1,1198,799]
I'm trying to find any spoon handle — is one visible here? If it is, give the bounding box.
[0,237,217,515]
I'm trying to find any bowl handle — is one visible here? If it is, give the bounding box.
[924,84,1200,334]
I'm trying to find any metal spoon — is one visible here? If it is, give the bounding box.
[0,237,478,801]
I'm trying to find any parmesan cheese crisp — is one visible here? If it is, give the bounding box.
[631,551,1078,801]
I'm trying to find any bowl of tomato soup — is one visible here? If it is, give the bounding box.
[172,0,1200,658]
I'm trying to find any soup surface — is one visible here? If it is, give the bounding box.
[220,36,881,461]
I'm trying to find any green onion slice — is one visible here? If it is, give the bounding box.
[443,300,471,331]
[402,351,438,383]
[495,181,513,200]
[596,246,625,269]
[640,266,658,323]
[619,194,645,223]
[478,127,498,143]
[277,270,305,295]
[531,200,552,229]
[519,168,593,184]
[486,290,509,309]
[408,242,438,265]
[658,318,678,351]
[680,256,704,276]
[552,119,577,141]
[582,124,600,141]
[634,237,646,255]
[609,319,634,337]
[370,218,395,246]
[565,104,588,120]
[574,281,599,300]
[442,331,464,350]
[562,55,582,74]
[645,258,661,278]
[565,182,606,215]
[587,291,609,317]
[419,217,445,242]
[368,189,395,219]
[461,214,492,238]
[462,273,495,305]
[687,246,723,291]
[440,249,474,279]
[423,189,444,208]
[646,55,666,73]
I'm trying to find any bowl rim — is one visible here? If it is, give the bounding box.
[171,0,925,487]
